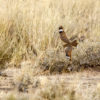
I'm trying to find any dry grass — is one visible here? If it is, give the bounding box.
[0,77,100,100]
[0,0,100,68]
[0,0,100,99]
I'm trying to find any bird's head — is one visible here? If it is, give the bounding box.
[59,26,64,33]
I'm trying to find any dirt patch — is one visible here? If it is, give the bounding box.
[0,68,100,94]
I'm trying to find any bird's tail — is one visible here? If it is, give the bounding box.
[71,40,78,47]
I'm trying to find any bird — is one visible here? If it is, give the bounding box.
[58,26,78,61]
[65,45,72,61]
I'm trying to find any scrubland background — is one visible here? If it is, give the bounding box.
[0,0,100,100]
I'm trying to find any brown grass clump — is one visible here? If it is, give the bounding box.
[39,40,100,73]
[72,40,100,69]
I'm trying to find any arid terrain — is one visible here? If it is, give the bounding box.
[0,0,100,100]
[0,68,100,100]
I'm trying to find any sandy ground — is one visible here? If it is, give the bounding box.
[0,67,100,94]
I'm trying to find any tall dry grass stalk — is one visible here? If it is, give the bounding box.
[0,0,100,68]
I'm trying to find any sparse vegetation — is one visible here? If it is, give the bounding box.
[1,80,100,100]
[0,0,100,99]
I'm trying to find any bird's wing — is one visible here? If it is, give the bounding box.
[60,32,70,43]
[70,35,78,41]
[71,40,78,47]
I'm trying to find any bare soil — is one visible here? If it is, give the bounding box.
[0,67,100,94]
